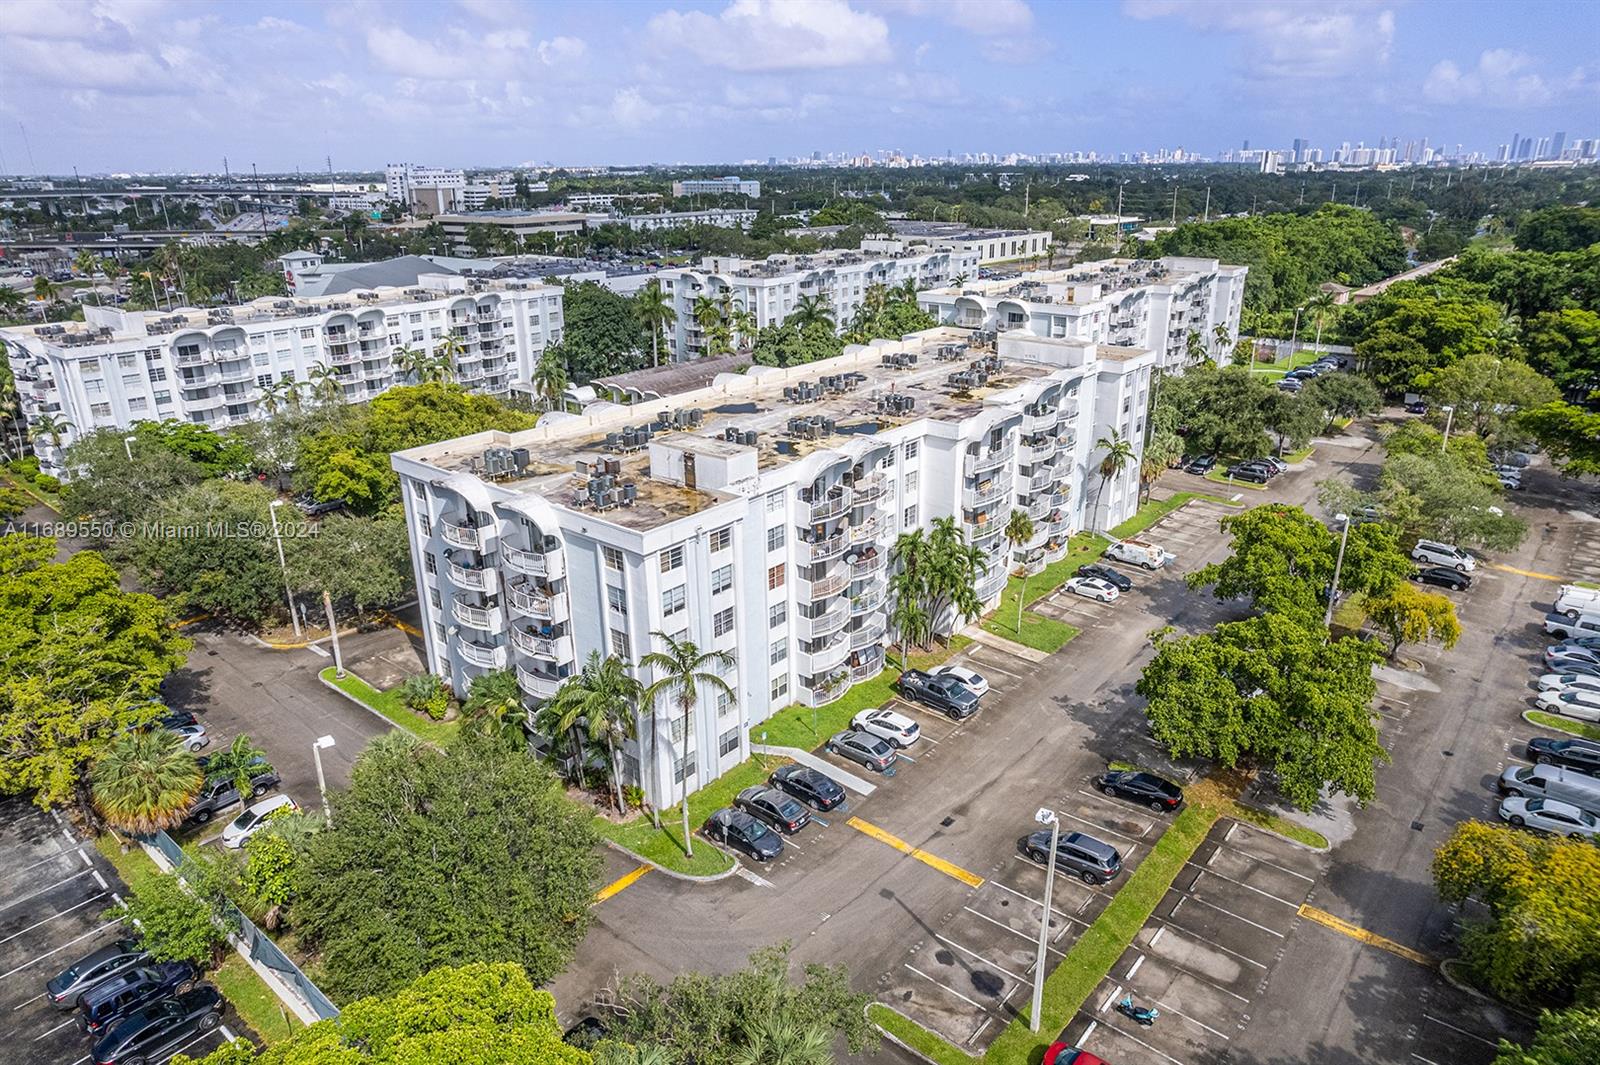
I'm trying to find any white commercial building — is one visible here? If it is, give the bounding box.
[614,208,757,232]
[917,257,1247,372]
[672,176,761,198]
[2,272,563,477]
[886,221,1055,265]
[385,164,467,215]
[462,178,519,210]
[436,211,597,251]
[392,324,1156,806]
[657,244,980,360]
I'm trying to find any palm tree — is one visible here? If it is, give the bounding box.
[306,364,344,406]
[435,334,465,381]
[1306,291,1337,350]
[639,631,735,857]
[0,285,26,317]
[691,295,724,357]
[391,344,429,383]
[203,734,269,802]
[951,274,968,288]
[1211,323,1232,359]
[1003,508,1035,636]
[33,411,70,450]
[729,1017,833,1065]
[728,304,757,351]
[789,293,834,332]
[74,250,100,306]
[889,528,931,661]
[924,516,986,640]
[1094,428,1138,530]
[463,668,528,750]
[634,280,676,368]
[1184,329,1206,365]
[258,377,293,416]
[548,651,644,812]
[32,275,57,303]
[531,347,568,411]
[90,730,204,835]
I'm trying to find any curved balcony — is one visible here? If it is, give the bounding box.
[441,513,491,550]
[850,616,887,650]
[963,480,1007,508]
[1023,440,1058,464]
[850,551,886,580]
[509,626,575,664]
[174,348,210,368]
[446,560,498,594]
[977,569,1009,602]
[796,602,850,640]
[451,596,504,633]
[456,636,506,670]
[797,635,852,675]
[806,488,851,522]
[803,673,851,708]
[507,580,569,623]
[328,346,360,366]
[515,664,562,701]
[1025,496,1053,521]
[968,520,1004,545]
[848,517,880,545]
[965,443,1015,475]
[1018,555,1047,577]
[1021,408,1059,433]
[1026,468,1056,491]
[805,534,848,564]
[1044,540,1070,563]
[851,587,885,615]
[849,475,887,506]
[850,654,885,684]
[800,569,850,601]
[503,545,565,580]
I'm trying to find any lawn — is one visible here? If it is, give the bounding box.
[869,1003,979,1065]
[1,469,62,512]
[1225,801,1330,850]
[981,610,1079,653]
[1527,710,1600,742]
[1250,348,1324,379]
[1282,444,1317,464]
[320,666,460,745]
[1110,491,1236,541]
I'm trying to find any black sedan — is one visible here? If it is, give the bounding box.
[1405,401,1428,414]
[1095,770,1184,812]
[1182,454,1217,475]
[1526,736,1600,776]
[90,986,223,1065]
[46,940,150,1010]
[769,764,845,812]
[1076,563,1132,593]
[735,785,812,834]
[78,961,199,1038]
[703,808,783,861]
[1411,566,1472,591]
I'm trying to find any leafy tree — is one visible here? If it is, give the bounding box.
[555,281,650,381]
[634,281,677,369]
[1432,822,1600,1007]
[60,427,211,526]
[1300,372,1381,432]
[1361,582,1462,657]
[749,319,843,368]
[1136,613,1387,809]
[0,484,31,522]
[308,447,391,512]
[1354,296,1502,394]
[110,858,236,966]
[176,963,595,1065]
[1263,391,1323,455]
[1379,450,1527,551]
[288,509,412,616]
[602,943,875,1065]
[640,632,734,855]
[1494,1007,1600,1065]
[0,535,190,808]
[241,832,300,911]
[129,479,286,625]
[397,673,451,720]
[1157,364,1276,459]
[462,668,530,751]
[294,730,601,1002]
[1093,428,1137,529]
[1425,354,1561,440]
[1518,401,1600,478]
[842,285,937,344]
[1520,309,1600,401]
[90,730,204,834]
[203,734,271,802]
[1515,206,1600,254]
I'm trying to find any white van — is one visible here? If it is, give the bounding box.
[1103,539,1174,571]
[1498,764,1600,817]
[1546,613,1600,641]
[1411,539,1476,572]
[1555,585,1600,620]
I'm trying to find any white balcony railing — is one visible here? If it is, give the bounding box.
[507,581,568,622]
[851,655,885,684]
[965,442,1015,475]
[851,587,885,615]
[451,596,502,632]
[503,546,565,580]
[509,626,575,663]
[801,570,850,600]
[848,475,887,505]
[515,664,562,700]
[441,514,487,550]
[849,517,880,544]
[796,603,850,640]
[1021,408,1058,433]
[797,635,852,675]
[446,560,497,593]
[456,637,506,669]
[850,552,886,579]
[963,480,1006,508]
[850,616,887,650]
[806,534,848,563]
[807,489,851,522]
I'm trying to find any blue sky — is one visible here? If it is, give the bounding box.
[0,0,1595,173]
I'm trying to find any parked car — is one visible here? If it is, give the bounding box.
[1555,585,1600,620]
[734,786,811,834]
[931,663,990,698]
[897,669,981,720]
[1410,566,1472,591]
[1063,576,1120,602]
[1075,563,1132,592]
[1498,764,1600,815]
[89,986,223,1065]
[825,730,898,772]
[1043,1046,1108,1065]
[220,793,297,849]
[1546,645,1600,669]
[1102,539,1173,571]
[1259,456,1291,474]
[1182,454,1217,475]
[703,808,783,862]
[768,764,845,811]
[1548,657,1600,680]
[851,708,921,748]
[1498,796,1600,839]
[1277,378,1303,393]
[1410,539,1476,572]
[46,941,151,1009]
[1525,736,1600,776]
[1536,689,1600,721]
[1545,613,1600,641]
[1552,636,1600,654]
[168,722,209,752]
[293,494,345,517]
[77,962,200,1038]
[1020,830,1123,885]
[1405,400,1428,414]
[1496,470,1523,491]
[1095,770,1184,812]
[185,762,280,824]
[1225,462,1270,484]
[1538,674,1600,696]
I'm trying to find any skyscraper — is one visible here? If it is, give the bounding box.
[1552,131,1567,159]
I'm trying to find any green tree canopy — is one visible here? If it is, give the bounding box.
[1493,1007,1600,1065]
[1354,296,1502,394]
[1521,309,1600,401]
[1299,372,1382,432]
[1157,364,1277,458]
[1424,353,1561,440]
[552,281,651,382]
[129,479,287,625]
[1518,401,1600,477]
[1515,206,1600,254]
[750,319,844,368]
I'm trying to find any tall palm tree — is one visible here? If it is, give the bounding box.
[434,334,465,382]
[728,304,757,351]
[691,295,724,357]
[464,668,528,750]
[548,651,644,812]
[531,347,568,411]
[924,516,986,640]
[90,730,204,835]
[203,734,269,802]
[1306,291,1337,351]
[639,631,735,857]
[32,275,57,303]
[633,280,676,368]
[33,411,70,450]
[789,293,834,332]
[258,377,293,416]
[889,528,931,661]
[1003,508,1035,636]
[1184,329,1206,365]
[391,344,428,383]
[1094,428,1138,531]
[1211,323,1232,360]
[0,284,26,317]
[306,364,344,406]
[74,250,100,306]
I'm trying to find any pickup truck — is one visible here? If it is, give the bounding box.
[896,670,981,720]
[185,763,281,824]
[1103,539,1174,571]
[1555,584,1600,620]
[1546,612,1600,641]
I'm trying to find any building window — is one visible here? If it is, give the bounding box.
[673,751,696,784]
[607,585,627,615]
[766,525,786,552]
[767,563,785,590]
[610,628,631,658]
[709,526,732,552]
[769,602,787,628]
[904,505,918,528]
[904,440,919,460]
[147,366,167,383]
[424,553,437,574]
[300,328,315,339]
[153,390,172,405]
[765,490,784,513]
[771,674,789,702]
[602,545,624,571]
[713,607,734,637]
[662,585,687,617]
[428,588,441,609]
[717,691,734,718]
[84,378,106,396]
[659,546,685,573]
[256,373,273,388]
[905,471,919,493]
[118,353,137,369]
[127,397,148,412]
[90,402,112,418]
[770,638,787,665]
[711,564,733,595]
[719,727,740,756]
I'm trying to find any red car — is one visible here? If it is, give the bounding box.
[1044,1046,1108,1065]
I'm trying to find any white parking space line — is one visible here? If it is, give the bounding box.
[1411,1055,1442,1064]
[12,992,45,1011]
[32,1015,78,1041]
[1073,790,1158,835]
[1055,808,1143,851]
[1174,894,1285,938]
[0,867,94,912]
[156,1027,223,1064]
[2,845,78,880]
[1152,919,1269,969]
[0,918,123,979]
[1186,864,1301,907]
[1423,1014,1499,1047]
[962,657,1021,681]
[1089,1019,1193,1065]
[1125,954,1144,980]
[0,890,109,946]
[997,864,1097,920]
[962,905,1070,955]
[935,933,1027,983]
[904,963,988,1011]
[1145,995,1231,1040]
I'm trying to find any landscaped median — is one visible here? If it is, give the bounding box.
[1525,709,1600,742]
[319,666,460,744]
[980,532,1105,652]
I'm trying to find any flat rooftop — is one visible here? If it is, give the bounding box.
[922,258,1224,302]
[683,246,954,280]
[887,220,1043,241]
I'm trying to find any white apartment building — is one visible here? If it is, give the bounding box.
[2,274,564,477]
[462,178,519,210]
[917,257,1248,372]
[615,208,757,232]
[657,245,981,360]
[886,221,1055,265]
[385,164,467,215]
[392,324,1154,807]
[672,176,761,198]
[436,211,597,251]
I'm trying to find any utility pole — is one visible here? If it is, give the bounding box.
[1170,185,1178,225]
[1202,186,1210,222]
[1299,182,1305,206]
[252,163,268,238]
[1353,181,1361,207]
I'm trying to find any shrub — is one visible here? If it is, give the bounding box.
[34,474,60,492]
[109,864,235,966]
[398,673,451,720]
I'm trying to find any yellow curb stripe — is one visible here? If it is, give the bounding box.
[379,610,424,638]
[1297,903,1436,966]
[172,614,211,627]
[594,864,651,903]
[1489,563,1566,583]
[847,816,984,888]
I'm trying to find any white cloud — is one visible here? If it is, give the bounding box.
[610,87,662,129]
[1422,49,1586,107]
[1123,0,1392,79]
[878,0,1034,36]
[364,23,585,81]
[646,0,891,72]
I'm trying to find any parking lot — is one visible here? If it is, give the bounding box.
[0,798,236,1065]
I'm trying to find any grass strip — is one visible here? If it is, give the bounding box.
[868,1003,978,1065]
[1527,710,1600,742]
[319,666,459,745]
[981,611,1079,653]
[1109,491,1237,541]
[1,470,62,512]
[1205,469,1269,491]
[1225,801,1330,849]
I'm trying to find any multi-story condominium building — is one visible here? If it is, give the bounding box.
[886,221,1055,265]
[391,324,1155,807]
[384,164,467,215]
[462,177,519,210]
[1,273,564,477]
[656,245,980,360]
[917,256,1247,372]
[672,176,761,198]
[614,208,758,232]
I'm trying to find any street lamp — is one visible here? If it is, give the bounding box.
[123,435,136,462]
[312,734,336,824]
[267,499,302,639]
[1440,405,1456,452]
[1324,513,1351,630]
[1029,807,1060,1033]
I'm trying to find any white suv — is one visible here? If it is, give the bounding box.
[1411,539,1475,572]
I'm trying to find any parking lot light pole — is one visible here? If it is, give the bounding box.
[313,735,335,824]
[1030,807,1060,1033]
[1440,405,1455,452]
[123,435,136,462]
[1325,513,1351,630]
[268,499,302,639]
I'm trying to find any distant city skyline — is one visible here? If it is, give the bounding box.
[1,0,1596,173]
